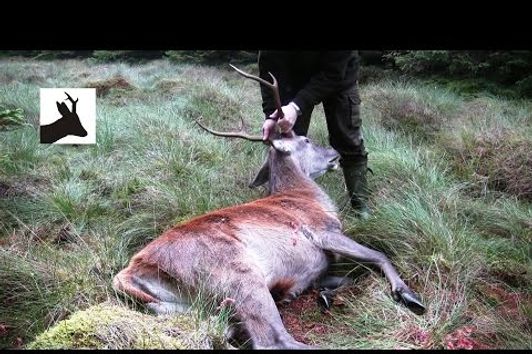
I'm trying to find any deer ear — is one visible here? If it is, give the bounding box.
[249,159,270,188]
[56,102,70,116]
[271,139,291,153]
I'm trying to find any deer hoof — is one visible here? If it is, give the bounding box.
[393,289,426,315]
[317,288,335,311]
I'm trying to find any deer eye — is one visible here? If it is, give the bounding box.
[304,138,310,143]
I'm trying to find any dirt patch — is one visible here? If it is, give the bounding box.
[85,75,137,97]
[394,324,433,348]
[6,176,51,198]
[0,179,45,199]
[489,268,529,289]
[277,287,353,345]
[482,283,530,320]
[52,224,79,245]
[444,325,492,349]
[279,290,330,344]
[0,182,10,197]
[466,282,532,348]
[12,336,24,349]
[0,222,77,251]
[0,323,12,337]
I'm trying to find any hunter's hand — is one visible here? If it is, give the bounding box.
[269,104,298,133]
[262,118,278,142]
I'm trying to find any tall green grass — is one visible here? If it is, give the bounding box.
[0,58,530,349]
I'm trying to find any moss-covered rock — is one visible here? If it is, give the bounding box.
[27,303,228,349]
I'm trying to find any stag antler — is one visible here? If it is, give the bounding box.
[195,64,286,142]
[229,64,284,119]
[64,92,78,104]
[64,92,78,113]
[195,116,263,142]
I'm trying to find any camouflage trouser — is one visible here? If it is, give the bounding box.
[291,82,367,166]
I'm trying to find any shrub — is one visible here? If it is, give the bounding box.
[84,76,137,97]
[449,128,532,201]
[28,303,229,349]
[0,106,26,131]
[384,51,532,98]
[90,51,164,63]
[165,50,256,65]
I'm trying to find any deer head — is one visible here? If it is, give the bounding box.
[55,92,87,137]
[196,66,339,192]
[40,92,88,143]
[250,135,339,193]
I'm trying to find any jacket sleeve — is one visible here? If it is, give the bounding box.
[292,51,355,115]
[258,51,278,118]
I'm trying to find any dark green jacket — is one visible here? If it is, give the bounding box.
[258,50,360,117]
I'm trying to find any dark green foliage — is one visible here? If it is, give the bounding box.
[359,50,386,66]
[384,51,532,98]
[0,50,258,65]
[0,50,160,61]
[0,51,92,59]
[358,65,398,84]
[90,51,165,63]
[0,106,26,131]
[165,50,257,65]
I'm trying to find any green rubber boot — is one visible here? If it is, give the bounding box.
[341,157,371,219]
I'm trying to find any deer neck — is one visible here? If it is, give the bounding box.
[268,153,337,212]
[40,118,69,142]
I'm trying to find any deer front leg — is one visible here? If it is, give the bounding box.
[312,230,426,315]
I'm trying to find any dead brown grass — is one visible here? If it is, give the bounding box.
[450,128,532,201]
[85,75,137,97]
[371,91,444,140]
[152,79,185,93]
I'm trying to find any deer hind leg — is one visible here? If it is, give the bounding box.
[316,231,426,315]
[216,267,312,349]
[113,265,192,315]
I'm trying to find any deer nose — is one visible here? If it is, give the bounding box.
[328,155,340,170]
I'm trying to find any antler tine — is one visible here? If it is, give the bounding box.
[229,64,284,119]
[64,92,78,103]
[195,116,263,142]
[194,65,286,142]
[229,64,273,87]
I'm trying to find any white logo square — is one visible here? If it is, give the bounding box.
[40,88,96,144]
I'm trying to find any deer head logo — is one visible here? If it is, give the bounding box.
[40,91,88,144]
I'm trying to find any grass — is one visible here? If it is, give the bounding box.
[0,57,530,349]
